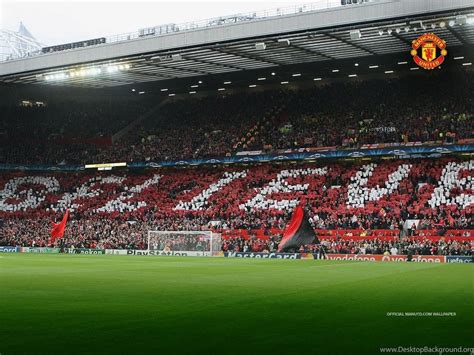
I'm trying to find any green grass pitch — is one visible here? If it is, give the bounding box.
[0,254,472,355]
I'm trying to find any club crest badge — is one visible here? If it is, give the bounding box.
[411,33,447,69]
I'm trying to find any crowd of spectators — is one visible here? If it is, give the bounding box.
[2,214,471,256]
[95,91,284,162]
[1,74,472,165]
[0,158,472,250]
[1,72,472,253]
[247,75,473,151]
[0,100,150,165]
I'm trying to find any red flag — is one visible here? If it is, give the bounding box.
[278,206,317,252]
[50,209,69,245]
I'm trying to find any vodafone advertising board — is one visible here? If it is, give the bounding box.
[325,254,445,263]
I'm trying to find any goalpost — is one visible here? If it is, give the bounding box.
[147,231,222,257]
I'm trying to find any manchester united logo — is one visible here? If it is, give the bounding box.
[411,33,447,70]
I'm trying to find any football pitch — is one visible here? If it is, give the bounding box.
[0,254,472,355]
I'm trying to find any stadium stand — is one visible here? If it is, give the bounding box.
[1,74,472,165]
[0,158,472,252]
[0,100,151,165]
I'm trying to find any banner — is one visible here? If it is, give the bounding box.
[63,248,105,255]
[325,254,445,263]
[224,252,301,259]
[105,249,129,255]
[0,246,19,253]
[1,143,472,172]
[446,256,472,263]
[20,247,61,254]
[126,250,211,257]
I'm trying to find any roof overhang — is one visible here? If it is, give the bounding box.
[1,0,473,88]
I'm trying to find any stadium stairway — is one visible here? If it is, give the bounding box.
[111,98,170,144]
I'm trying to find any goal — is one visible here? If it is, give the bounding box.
[147,231,221,257]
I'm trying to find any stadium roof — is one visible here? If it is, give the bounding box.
[0,23,43,62]
[0,0,473,89]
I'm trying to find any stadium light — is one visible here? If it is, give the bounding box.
[313,77,322,81]
[131,89,136,92]
[45,72,67,81]
[198,81,203,84]
[168,93,176,97]
[189,91,197,94]
[349,30,361,40]
[138,91,145,94]
[410,67,419,71]
[224,81,231,84]
[106,65,119,73]
[397,61,408,65]
[218,88,225,91]
[90,68,101,76]
[105,63,130,74]
[462,62,472,66]
[271,72,276,76]
[332,69,339,73]
[249,84,257,88]
[369,65,379,69]
[160,88,168,92]
[453,56,464,60]
[190,85,199,88]
[292,73,301,77]
[354,63,359,67]
[384,70,394,74]
[257,77,266,81]
[277,39,290,46]
[280,81,289,84]
[348,74,357,78]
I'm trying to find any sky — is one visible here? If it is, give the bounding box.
[0,0,337,46]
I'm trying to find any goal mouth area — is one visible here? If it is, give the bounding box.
[147,230,221,257]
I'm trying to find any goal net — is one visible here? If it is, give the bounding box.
[147,231,221,257]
